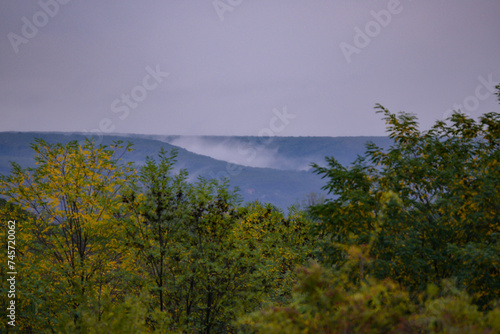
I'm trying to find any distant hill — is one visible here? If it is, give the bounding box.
[130,134,394,170]
[0,132,392,209]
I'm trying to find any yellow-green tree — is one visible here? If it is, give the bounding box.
[0,138,136,331]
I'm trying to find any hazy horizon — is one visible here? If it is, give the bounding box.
[0,131,394,171]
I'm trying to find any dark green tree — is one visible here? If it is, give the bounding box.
[311,94,500,307]
[121,149,315,333]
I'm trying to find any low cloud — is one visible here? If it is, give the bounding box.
[163,136,312,171]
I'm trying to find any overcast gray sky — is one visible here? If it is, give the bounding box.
[1,0,499,137]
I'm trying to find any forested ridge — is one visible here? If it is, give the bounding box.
[1,86,499,333]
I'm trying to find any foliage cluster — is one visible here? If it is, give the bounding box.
[0,143,312,333]
[241,246,500,333]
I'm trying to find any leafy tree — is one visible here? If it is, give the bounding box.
[310,97,500,307]
[120,149,191,316]
[120,149,243,332]
[121,149,315,333]
[0,138,136,331]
